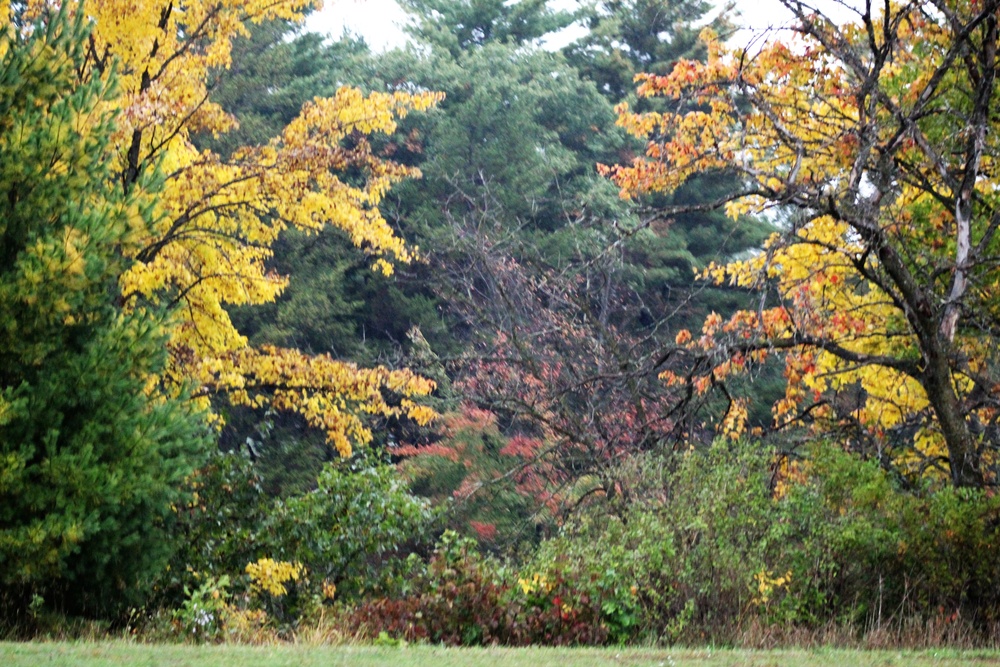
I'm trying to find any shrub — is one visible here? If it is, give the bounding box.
[262,449,435,600]
[164,447,435,630]
[348,531,612,646]
[347,531,513,645]
[784,446,1000,627]
[163,452,272,604]
[525,440,1000,643]
[522,511,674,643]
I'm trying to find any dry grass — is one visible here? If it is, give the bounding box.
[730,614,1000,651]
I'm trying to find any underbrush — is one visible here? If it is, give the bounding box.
[6,441,1000,650]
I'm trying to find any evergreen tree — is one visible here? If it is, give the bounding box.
[399,0,574,58]
[0,9,208,618]
[563,0,770,331]
[565,0,731,102]
[379,42,627,242]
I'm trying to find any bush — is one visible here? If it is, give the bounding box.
[784,446,1000,628]
[522,440,1000,644]
[163,452,272,604]
[165,447,436,631]
[522,511,674,643]
[263,449,435,600]
[348,531,611,646]
[348,532,512,645]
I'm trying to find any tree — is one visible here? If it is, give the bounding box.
[451,262,685,517]
[563,0,768,327]
[13,0,440,457]
[565,0,730,103]
[604,0,1000,487]
[399,0,574,59]
[194,19,369,159]
[194,21,450,365]
[0,8,208,616]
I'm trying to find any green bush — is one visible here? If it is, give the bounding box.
[263,449,435,600]
[523,511,675,643]
[785,446,1000,627]
[166,448,436,622]
[164,453,272,602]
[522,440,1000,643]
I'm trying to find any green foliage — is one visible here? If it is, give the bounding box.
[195,20,369,158]
[173,574,231,641]
[515,441,1000,643]
[524,511,675,643]
[379,42,627,241]
[530,443,777,642]
[349,530,623,646]
[168,449,434,611]
[400,0,574,58]
[165,453,272,597]
[234,226,450,364]
[779,447,1000,627]
[264,450,434,599]
[0,8,208,620]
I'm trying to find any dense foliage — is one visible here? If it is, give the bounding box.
[6,0,1000,648]
[606,0,1000,488]
[0,8,209,618]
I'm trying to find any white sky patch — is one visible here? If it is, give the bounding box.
[729,0,868,51]
[306,0,412,50]
[307,0,591,52]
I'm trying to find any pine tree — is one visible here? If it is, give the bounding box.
[0,8,208,617]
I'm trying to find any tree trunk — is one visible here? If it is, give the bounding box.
[923,340,983,487]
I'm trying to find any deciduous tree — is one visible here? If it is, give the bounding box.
[605,0,1000,487]
[13,0,441,456]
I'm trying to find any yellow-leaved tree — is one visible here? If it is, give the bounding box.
[10,0,441,455]
[603,0,1000,487]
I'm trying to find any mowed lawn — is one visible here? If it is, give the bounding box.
[2,643,999,667]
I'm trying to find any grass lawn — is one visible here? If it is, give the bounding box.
[2,643,999,667]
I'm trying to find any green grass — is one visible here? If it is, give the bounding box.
[2,643,999,667]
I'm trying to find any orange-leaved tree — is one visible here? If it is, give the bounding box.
[10,0,441,455]
[603,0,1000,487]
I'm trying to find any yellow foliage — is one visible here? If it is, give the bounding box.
[321,580,337,601]
[9,0,442,453]
[753,569,792,605]
[605,2,1000,484]
[518,573,552,596]
[245,558,304,597]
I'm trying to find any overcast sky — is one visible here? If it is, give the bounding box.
[304,0,867,53]
[305,0,411,51]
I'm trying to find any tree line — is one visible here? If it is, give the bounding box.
[3,0,1000,643]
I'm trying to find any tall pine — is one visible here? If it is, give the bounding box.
[0,8,208,618]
